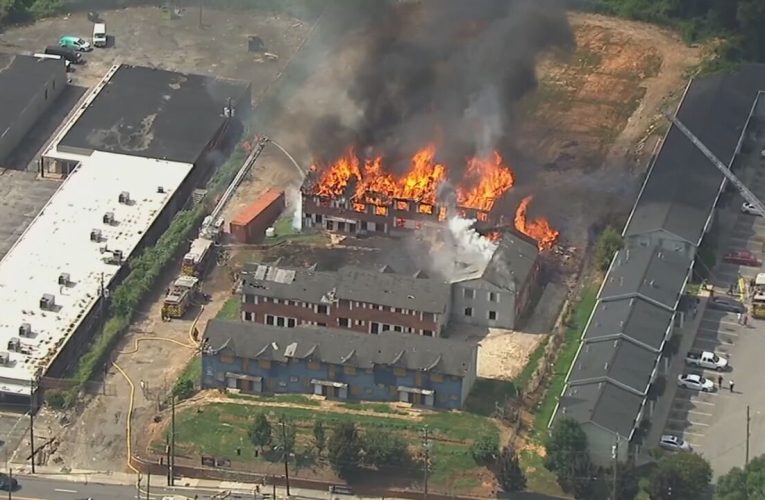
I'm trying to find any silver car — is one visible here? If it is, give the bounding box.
[659,434,692,452]
[677,373,715,392]
[742,202,763,216]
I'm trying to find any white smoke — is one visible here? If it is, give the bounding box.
[414,216,498,283]
[285,185,303,232]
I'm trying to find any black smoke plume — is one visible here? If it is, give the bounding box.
[310,0,574,173]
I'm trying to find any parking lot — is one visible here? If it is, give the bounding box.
[660,154,765,476]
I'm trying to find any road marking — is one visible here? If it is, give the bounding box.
[701,319,741,327]
[694,337,734,346]
[682,430,706,437]
[687,409,713,417]
[53,489,77,493]
[698,329,739,337]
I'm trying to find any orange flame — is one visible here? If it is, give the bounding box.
[514,195,559,250]
[310,145,513,212]
[456,152,515,211]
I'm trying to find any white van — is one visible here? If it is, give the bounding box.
[92,23,107,48]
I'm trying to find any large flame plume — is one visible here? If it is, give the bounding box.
[514,195,559,250]
[310,145,512,212]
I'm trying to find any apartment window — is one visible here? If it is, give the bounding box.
[464,307,473,317]
[244,294,255,304]
[263,297,270,304]
[394,367,406,376]
[463,288,475,299]
[488,311,497,320]
[274,298,280,305]
[423,330,434,337]
[308,361,321,370]
[287,318,296,328]
[344,366,356,375]
[243,311,255,321]
[391,307,398,313]
[371,322,380,334]
[220,353,234,364]
[266,315,275,326]
[317,304,329,314]
[258,359,271,369]
[338,318,350,327]
[277,317,285,327]
[431,373,444,382]
[488,292,499,303]
[393,325,403,332]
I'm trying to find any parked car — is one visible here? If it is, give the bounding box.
[742,202,764,216]
[685,350,729,371]
[0,474,17,491]
[708,296,747,313]
[722,249,761,267]
[92,23,107,48]
[677,373,715,392]
[659,434,692,452]
[59,35,92,52]
[44,45,83,64]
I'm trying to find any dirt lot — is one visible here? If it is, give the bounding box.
[3,6,703,480]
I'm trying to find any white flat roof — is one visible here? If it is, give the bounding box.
[0,151,192,395]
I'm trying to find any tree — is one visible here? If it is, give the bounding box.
[363,430,409,468]
[471,433,499,465]
[717,454,765,500]
[648,452,711,500]
[544,417,593,495]
[495,446,526,492]
[249,413,272,452]
[595,462,639,500]
[595,226,623,271]
[328,421,361,478]
[274,416,297,458]
[313,419,326,456]
[173,378,194,400]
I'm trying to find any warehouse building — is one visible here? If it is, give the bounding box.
[0,152,192,405]
[0,53,67,165]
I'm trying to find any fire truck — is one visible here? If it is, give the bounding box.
[162,275,201,319]
[181,238,215,277]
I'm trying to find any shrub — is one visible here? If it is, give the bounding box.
[470,433,499,465]
[45,390,66,409]
[173,379,194,400]
[595,226,623,271]
[363,430,408,468]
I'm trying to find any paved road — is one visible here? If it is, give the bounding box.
[11,475,220,500]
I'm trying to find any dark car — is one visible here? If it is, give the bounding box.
[44,45,83,64]
[0,474,18,491]
[722,249,761,267]
[709,296,746,313]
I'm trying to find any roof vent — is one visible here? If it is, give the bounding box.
[0,352,10,366]
[58,273,70,286]
[604,362,609,370]
[19,323,32,338]
[103,211,115,225]
[650,280,657,287]
[39,293,55,310]
[118,191,131,204]
[7,337,20,352]
[90,229,103,242]
[157,186,165,194]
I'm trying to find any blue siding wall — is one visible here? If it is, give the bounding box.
[202,354,466,409]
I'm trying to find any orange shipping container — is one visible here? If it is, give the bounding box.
[229,189,286,243]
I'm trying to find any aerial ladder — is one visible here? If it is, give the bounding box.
[664,112,764,301]
[199,135,271,240]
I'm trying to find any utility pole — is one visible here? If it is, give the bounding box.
[746,405,751,466]
[136,473,141,500]
[170,395,176,487]
[29,412,35,474]
[146,471,150,500]
[421,426,430,500]
[611,436,619,500]
[165,434,171,486]
[7,467,10,500]
[280,418,291,497]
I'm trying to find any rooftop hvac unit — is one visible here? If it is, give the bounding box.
[90,228,102,242]
[157,186,165,193]
[103,211,115,225]
[118,191,131,204]
[40,293,55,310]
[0,352,10,366]
[106,249,123,265]
[58,273,70,286]
[19,323,32,338]
[7,337,19,352]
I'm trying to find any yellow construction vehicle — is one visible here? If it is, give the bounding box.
[162,275,200,319]
[181,238,214,277]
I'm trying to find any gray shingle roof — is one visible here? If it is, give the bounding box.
[205,319,476,377]
[625,64,765,245]
[558,381,644,438]
[481,232,538,291]
[600,246,691,310]
[569,338,657,394]
[585,297,674,352]
[241,263,451,314]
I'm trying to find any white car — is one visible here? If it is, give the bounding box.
[677,373,715,392]
[741,202,763,216]
[659,434,692,452]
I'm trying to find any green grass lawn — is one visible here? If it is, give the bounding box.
[532,285,598,437]
[265,216,329,245]
[162,400,496,493]
[216,297,241,320]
